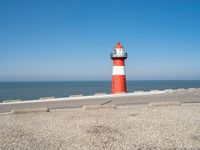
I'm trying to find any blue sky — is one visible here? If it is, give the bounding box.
[0,0,200,81]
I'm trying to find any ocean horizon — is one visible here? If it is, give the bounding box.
[0,80,200,101]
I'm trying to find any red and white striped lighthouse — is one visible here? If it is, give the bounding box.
[111,42,127,94]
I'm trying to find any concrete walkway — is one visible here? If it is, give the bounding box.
[0,88,200,113]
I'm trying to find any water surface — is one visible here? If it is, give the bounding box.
[0,80,200,101]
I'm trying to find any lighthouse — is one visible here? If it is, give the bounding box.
[111,42,127,94]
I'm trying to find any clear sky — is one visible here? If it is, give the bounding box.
[0,0,200,81]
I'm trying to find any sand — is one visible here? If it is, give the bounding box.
[0,104,200,150]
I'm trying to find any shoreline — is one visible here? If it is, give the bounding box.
[0,88,199,105]
[1,80,200,101]
[0,88,200,113]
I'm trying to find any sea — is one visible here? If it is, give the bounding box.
[0,80,200,102]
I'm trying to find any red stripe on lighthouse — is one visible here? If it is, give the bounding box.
[113,59,125,66]
[112,75,127,93]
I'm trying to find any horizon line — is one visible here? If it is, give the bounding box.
[0,79,200,82]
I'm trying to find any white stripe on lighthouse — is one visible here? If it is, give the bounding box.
[112,66,125,75]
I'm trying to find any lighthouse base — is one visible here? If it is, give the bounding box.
[112,75,127,94]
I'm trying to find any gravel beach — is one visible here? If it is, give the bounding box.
[1,104,200,150]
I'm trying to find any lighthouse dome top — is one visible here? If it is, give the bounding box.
[115,42,124,49]
[111,42,127,59]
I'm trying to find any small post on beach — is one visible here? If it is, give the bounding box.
[110,42,127,94]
